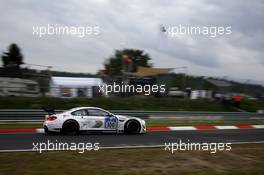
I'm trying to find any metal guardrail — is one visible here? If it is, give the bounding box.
[0,109,263,120]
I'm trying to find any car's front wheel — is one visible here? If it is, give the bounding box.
[124,120,141,134]
[62,120,79,135]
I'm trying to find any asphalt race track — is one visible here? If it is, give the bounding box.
[0,129,264,151]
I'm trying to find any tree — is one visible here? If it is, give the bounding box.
[2,43,24,68]
[104,49,152,75]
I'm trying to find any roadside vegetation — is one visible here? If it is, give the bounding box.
[239,99,264,112]
[0,143,263,175]
[0,96,240,111]
[1,96,263,112]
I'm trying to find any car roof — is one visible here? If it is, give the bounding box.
[69,107,106,112]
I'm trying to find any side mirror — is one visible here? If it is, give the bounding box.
[107,114,115,118]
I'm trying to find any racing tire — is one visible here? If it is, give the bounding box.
[62,120,79,135]
[124,119,141,134]
[44,126,52,135]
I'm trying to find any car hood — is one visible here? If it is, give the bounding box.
[114,115,141,121]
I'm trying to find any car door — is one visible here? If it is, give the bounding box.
[70,109,89,130]
[86,108,118,131]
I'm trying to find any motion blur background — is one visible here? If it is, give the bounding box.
[0,0,264,175]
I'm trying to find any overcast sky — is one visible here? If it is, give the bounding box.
[0,0,264,84]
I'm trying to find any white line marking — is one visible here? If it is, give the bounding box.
[168,126,196,131]
[36,129,44,133]
[215,126,239,130]
[0,145,164,153]
[231,141,264,145]
[0,149,34,153]
[100,145,164,149]
[1,141,264,153]
[252,125,264,129]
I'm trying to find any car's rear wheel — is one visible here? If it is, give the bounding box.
[62,120,79,135]
[124,120,141,134]
[44,126,52,135]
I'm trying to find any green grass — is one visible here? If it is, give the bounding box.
[240,99,264,112]
[0,123,42,129]
[1,97,263,112]
[0,143,263,175]
[0,96,237,111]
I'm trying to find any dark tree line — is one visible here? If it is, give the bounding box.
[2,43,24,68]
[104,49,152,75]
[1,43,24,77]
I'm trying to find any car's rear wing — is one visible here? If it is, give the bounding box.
[41,107,56,115]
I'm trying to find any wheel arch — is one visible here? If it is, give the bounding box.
[62,119,80,130]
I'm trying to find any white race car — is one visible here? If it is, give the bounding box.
[43,107,146,135]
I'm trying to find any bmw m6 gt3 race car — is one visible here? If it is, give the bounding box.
[43,107,146,135]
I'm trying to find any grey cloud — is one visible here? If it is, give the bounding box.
[0,0,263,83]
